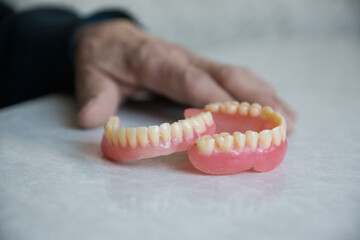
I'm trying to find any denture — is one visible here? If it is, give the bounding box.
[185,101,287,174]
[101,112,216,162]
[101,101,287,175]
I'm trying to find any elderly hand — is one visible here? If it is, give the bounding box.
[75,19,296,131]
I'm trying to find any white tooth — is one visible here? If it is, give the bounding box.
[179,120,193,138]
[198,135,213,141]
[105,125,112,143]
[117,128,127,147]
[136,127,148,147]
[215,133,234,152]
[280,125,287,142]
[272,111,285,126]
[111,127,119,146]
[233,131,246,149]
[191,116,205,133]
[220,102,238,114]
[171,122,183,143]
[160,123,171,143]
[261,106,274,119]
[272,126,282,146]
[249,103,262,117]
[200,112,214,126]
[148,125,160,146]
[246,131,259,151]
[204,102,221,112]
[107,116,120,128]
[259,130,273,149]
[238,102,250,115]
[126,128,137,148]
[196,138,215,155]
[105,116,120,144]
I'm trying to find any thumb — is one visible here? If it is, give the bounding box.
[76,67,121,129]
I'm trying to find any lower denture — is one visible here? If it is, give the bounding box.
[101,112,216,162]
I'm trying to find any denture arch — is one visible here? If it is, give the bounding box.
[185,101,288,175]
[101,112,216,162]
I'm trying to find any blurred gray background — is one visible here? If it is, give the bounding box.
[5,0,360,50]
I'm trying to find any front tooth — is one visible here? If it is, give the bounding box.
[191,116,205,133]
[160,123,171,143]
[117,128,127,147]
[200,112,214,126]
[259,130,272,149]
[272,126,282,146]
[148,125,160,146]
[171,122,183,143]
[126,128,137,148]
[179,120,193,138]
[136,127,148,147]
[215,133,234,152]
[233,131,246,149]
[246,131,259,151]
[238,102,250,115]
[249,103,262,117]
[204,102,221,112]
[196,138,215,155]
[261,106,274,119]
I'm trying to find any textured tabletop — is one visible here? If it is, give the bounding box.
[1,38,359,240]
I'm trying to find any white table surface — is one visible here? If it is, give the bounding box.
[1,37,359,240]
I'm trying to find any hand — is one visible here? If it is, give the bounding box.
[75,19,296,132]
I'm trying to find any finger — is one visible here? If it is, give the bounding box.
[76,67,121,129]
[142,57,234,107]
[194,57,296,133]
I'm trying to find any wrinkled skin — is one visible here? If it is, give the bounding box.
[75,19,296,130]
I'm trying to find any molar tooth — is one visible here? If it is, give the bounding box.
[117,128,127,147]
[105,116,120,144]
[160,123,172,143]
[171,122,183,143]
[259,130,273,149]
[272,111,285,126]
[105,125,112,143]
[246,131,259,151]
[272,126,282,146]
[215,133,234,152]
[179,120,193,138]
[249,103,262,117]
[261,106,274,119]
[111,128,119,146]
[148,125,160,146]
[204,102,221,112]
[191,116,205,133]
[126,128,137,148]
[280,125,287,142]
[238,102,250,115]
[220,102,239,114]
[196,137,215,155]
[200,112,214,126]
[136,127,148,147]
[233,131,246,149]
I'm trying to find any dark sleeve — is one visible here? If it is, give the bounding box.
[0,2,138,108]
